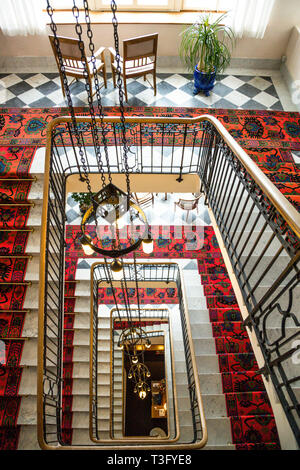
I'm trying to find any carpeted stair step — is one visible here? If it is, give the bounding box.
[261,162,298,174]
[0,230,32,255]
[221,371,265,393]
[198,256,224,270]
[265,172,300,183]
[198,261,228,276]
[215,335,252,354]
[218,353,258,373]
[211,322,246,338]
[274,182,300,195]
[0,310,28,337]
[286,196,300,212]
[225,391,273,417]
[203,282,235,296]
[0,180,33,203]
[0,367,24,399]
[230,415,280,445]
[209,308,242,322]
[235,442,281,450]
[0,205,32,229]
[0,147,36,178]
[0,257,30,283]
[200,274,231,285]
[206,295,239,309]
[0,426,21,449]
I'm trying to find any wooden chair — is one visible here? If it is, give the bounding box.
[133,192,154,209]
[174,195,202,222]
[49,35,107,98]
[109,33,158,102]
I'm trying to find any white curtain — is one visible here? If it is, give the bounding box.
[0,0,47,36]
[229,0,275,39]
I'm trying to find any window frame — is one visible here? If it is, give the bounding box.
[89,0,181,12]
[49,0,232,13]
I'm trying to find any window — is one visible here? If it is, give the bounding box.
[182,0,234,11]
[49,0,235,12]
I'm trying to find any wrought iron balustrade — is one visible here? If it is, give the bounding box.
[38,115,300,448]
[90,262,206,447]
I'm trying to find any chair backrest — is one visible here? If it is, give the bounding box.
[177,197,200,211]
[49,35,88,72]
[123,33,158,67]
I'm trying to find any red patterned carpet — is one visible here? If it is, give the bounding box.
[0,173,33,447]
[198,227,281,450]
[0,107,299,211]
[0,106,297,449]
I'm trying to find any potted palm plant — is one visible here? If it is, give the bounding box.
[180,13,235,96]
[72,192,95,214]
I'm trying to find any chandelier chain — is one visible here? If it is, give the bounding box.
[110,0,131,200]
[72,1,107,191]
[83,1,113,184]
[46,1,93,196]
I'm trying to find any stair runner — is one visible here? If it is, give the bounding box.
[61,259,78,445]
[198,227,281,450]
[0,107,299,449]
[0,148,35,449]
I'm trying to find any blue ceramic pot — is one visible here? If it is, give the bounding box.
[193,66,216,96]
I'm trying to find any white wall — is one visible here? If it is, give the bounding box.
[0,0,300,63]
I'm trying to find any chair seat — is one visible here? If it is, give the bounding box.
[112,58,155,76]
[63,58,104,76]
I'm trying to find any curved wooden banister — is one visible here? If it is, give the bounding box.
[47,114,300,240]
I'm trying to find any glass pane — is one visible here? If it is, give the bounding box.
[183,0,218,10]
[50,0,74,7]
[218,0,236,10]
[102,0,133,4]
[137,0,169,5]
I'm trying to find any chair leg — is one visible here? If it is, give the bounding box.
[60,74,66,97]
[124,76,128,102]
[186,210,189,223]
[88,75,93,99]
[153,71,157,96]
[112,67,116,88]
[102,64,107,89]
[144,75,146,81]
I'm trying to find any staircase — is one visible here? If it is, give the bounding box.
[0,141,298,450]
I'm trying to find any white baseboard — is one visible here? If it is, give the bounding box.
[0,55,281,74]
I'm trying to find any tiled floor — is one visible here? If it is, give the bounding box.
[66,192,211,226]
[0,71,284,110]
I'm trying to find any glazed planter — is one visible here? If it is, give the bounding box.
[193,66,216,96]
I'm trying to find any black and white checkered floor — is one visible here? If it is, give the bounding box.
[0,71,284,110]
[66,192,212,227]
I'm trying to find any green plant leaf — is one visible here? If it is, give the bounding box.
[179,13,236,74]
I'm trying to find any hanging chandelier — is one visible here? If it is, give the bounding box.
[80,182,152,260]
[48,0,153,387]
[127,353,151,400]
[117,325,151,361]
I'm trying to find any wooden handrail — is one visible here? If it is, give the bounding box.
[47,115,300,240]
[38,113,298,450]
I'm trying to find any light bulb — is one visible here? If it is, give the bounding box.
[139,390,147,400]
[146,371,151,378]
[110,259,123,280]
[145,341,151,349]
[80,237,94,255]
[132,355,138,364]
[82,243,94,255]
[142,238,154,254]
[128,372,132,379]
